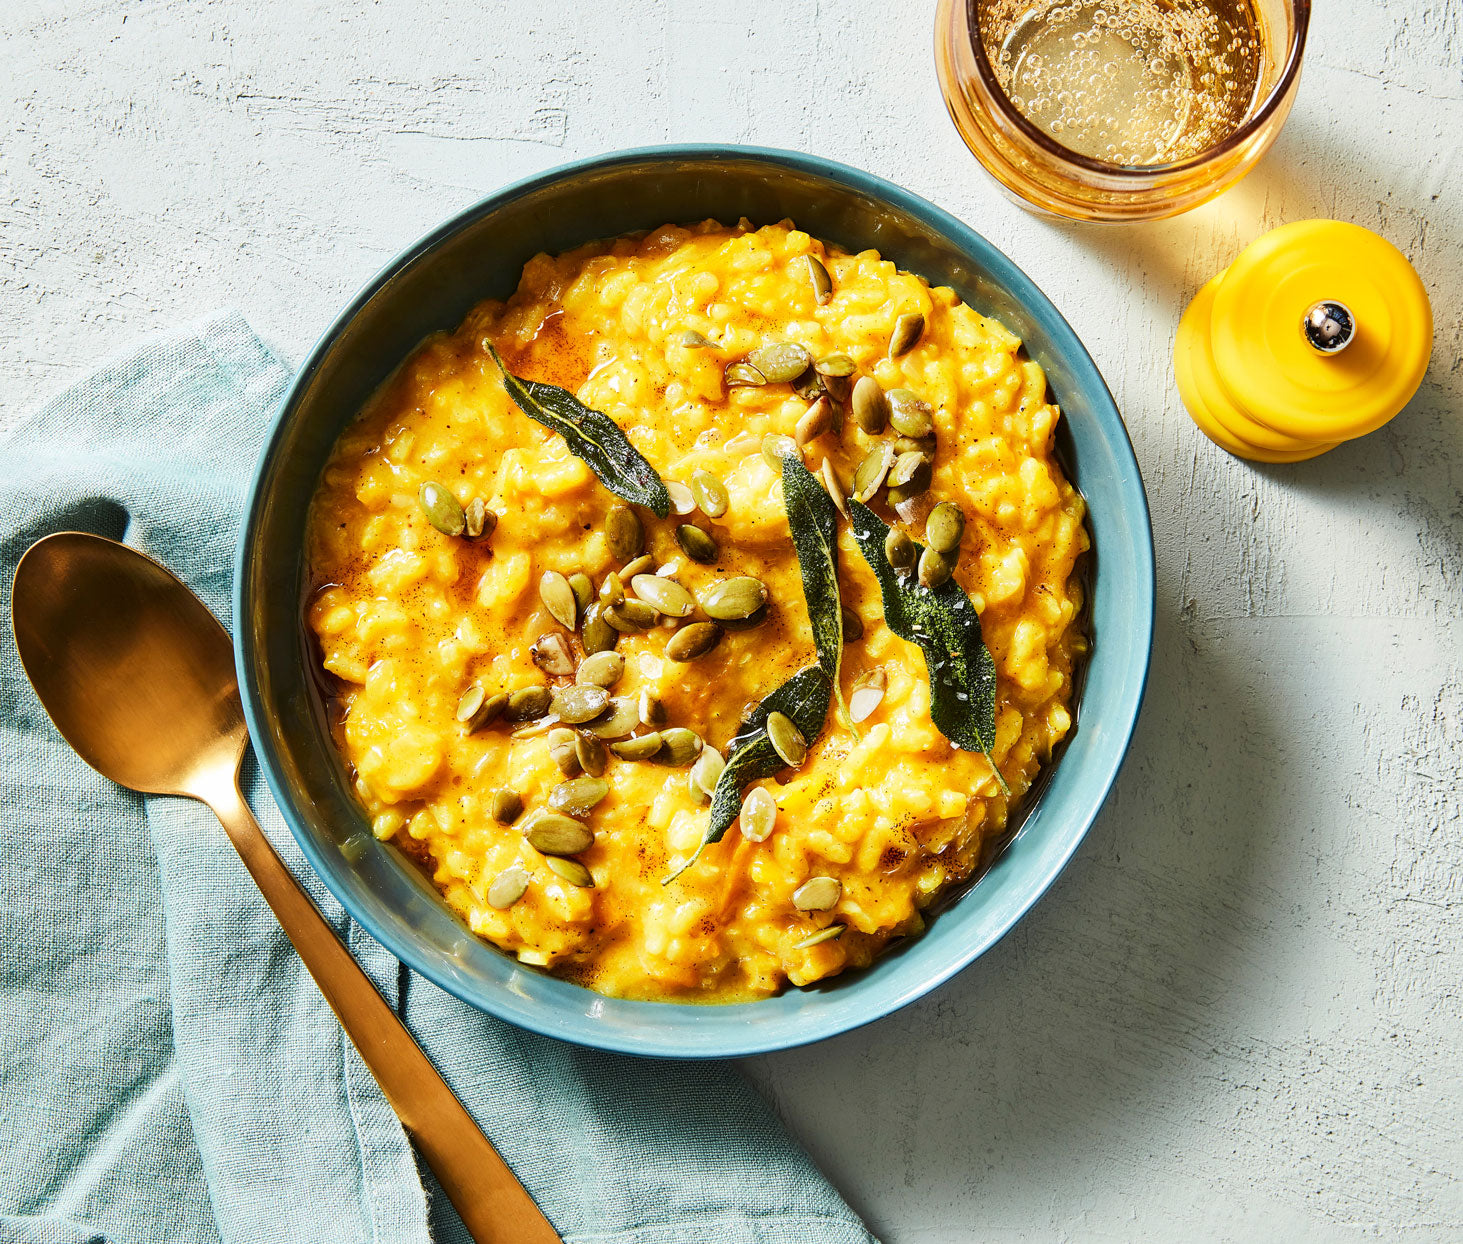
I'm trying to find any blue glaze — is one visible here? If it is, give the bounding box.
[235,146,1154,1058]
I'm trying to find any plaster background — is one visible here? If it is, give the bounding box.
[3,2,1459,1239]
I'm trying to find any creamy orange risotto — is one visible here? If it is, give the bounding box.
[306,219,1087,1002]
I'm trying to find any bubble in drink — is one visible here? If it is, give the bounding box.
[981,0,1263,166]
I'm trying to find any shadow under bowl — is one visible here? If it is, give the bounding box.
[234,144,1155,1058]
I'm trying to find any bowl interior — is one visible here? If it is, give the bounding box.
[236,147,1154,1058]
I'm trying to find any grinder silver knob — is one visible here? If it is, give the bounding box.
[1302,300,1356,355]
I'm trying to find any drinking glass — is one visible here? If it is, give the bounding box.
[935,0,1310,221]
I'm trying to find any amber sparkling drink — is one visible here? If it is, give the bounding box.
[935,0,1309,220]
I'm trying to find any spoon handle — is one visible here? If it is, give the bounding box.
[204,774,562,1244]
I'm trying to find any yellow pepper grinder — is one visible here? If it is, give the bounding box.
[1174,220,1432,462]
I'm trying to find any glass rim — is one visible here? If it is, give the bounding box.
[965,0,1312,178]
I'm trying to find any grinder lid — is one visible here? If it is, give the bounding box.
[1176,220,1432,461]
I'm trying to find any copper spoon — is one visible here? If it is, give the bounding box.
[11,531,561,1244]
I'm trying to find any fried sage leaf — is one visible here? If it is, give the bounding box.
[846,498,1009,795]
[488,344,671,517]
[782,456,852,729]
[664,664,831,883]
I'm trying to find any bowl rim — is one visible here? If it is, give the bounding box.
[234,143,1155,1057]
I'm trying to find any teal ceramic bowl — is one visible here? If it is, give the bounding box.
[235,145,1153,1058]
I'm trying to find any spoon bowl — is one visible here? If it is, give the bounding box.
[13,532,244,797]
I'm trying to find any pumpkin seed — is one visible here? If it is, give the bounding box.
[605,599,657,632]
[656,727,703,766]
[598,570,624,608]
[760,433,798,472]
[814,354,856,402]
[718,602,769,631]
[546,856,594,888]
[805,254,833,304]
[419,481,466,537]
[747,342,812,384]
[487,865,530,909]
[453,683,481,722]
[509,715,564,741]
[577,651,625,688]
[547,727,580,776]
[610,732,663,761]
[918,546,954,588]
[524,812,594,856]
[793,876,842,910]
[795,396,834,447]
[852,376,888,434]
[506,686,552,721]
[819,458,849,518]
[631,573,695,617]
[464,498,496,540]
[675,524,717,564]
[889,311,924,358]
[541,570,579,629]
[884,528,915,571]
[849,669,887,723]
[666,481,696,515]
[852,444,895,503]
[665,621,723,661]
[925,501,966,554]
[725,361,767,388]
[767,710,808,767]
[568,572,594,614]
[887,389,935,438]
[689,745,725,801]
[887,454,932,503]
[585,696,639,739]
[489,788,523,824]
[457,684,506,731]
[605,505,644,561]
[678,329,713,349]
[841,605,863,642]
[888,450,930,489]
[574,730,608,777]
[549,776,609,816]
[698,576,768,621]
[793,924,845,949]
[892,495,935,527]
[894,435,937,457]
[581,605,618,655]
[739,786,777,842]
[531,632,575,677]
[638,690,668,728]
[620,553,654,578]
[792,367,825,402]
[552,683,611,724]
[690,469,729,518]
[814,353,857,378]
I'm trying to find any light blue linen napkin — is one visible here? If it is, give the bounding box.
[0,312,877,1244]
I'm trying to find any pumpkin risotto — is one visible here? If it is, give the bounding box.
[305,220,1088,1002]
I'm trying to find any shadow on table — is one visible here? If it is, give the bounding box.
[749,558,1306,1238]
[1011,104,1460,372]
[1024,97,1463,584]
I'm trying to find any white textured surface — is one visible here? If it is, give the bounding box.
[4,2,1459,1240]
